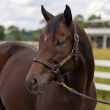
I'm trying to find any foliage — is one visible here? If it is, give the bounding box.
[40,19,46,24]
[74,14,88,28]
[7,25,22,41]
[22,35,34,41]
[0,25,5,41]
[5,34,16,41]
[87,14,107,27]
[88,14,101,20]
[33,34,40,41]
[74,15,84,24]
[33,28,43,41]
[21,29,34,41]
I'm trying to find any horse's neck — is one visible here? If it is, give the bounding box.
[71,24,95,89]
[66,55,88,93]
[65,24,94,93]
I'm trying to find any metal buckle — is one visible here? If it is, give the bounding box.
[74,34,79,42]
[52,65,59,74]
[72,49,74,53]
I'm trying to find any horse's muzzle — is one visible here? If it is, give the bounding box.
[25,78,46,94]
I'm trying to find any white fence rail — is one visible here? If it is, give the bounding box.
[95,83,110,91]
[0,41,110,91]
[94,71,110,79]
[95,60,110,67]
[94,60,110,91]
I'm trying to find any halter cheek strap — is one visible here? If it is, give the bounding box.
[33,21,79,83]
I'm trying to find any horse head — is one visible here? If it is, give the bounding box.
[26,5,79,94]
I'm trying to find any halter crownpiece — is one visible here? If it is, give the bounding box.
[33,20,79,82]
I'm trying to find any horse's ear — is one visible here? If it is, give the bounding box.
[41,5,54,22]
[63,5,72,26]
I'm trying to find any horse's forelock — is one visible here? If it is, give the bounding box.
[44,14,63,38]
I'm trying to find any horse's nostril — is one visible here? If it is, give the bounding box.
[31,78,38,88]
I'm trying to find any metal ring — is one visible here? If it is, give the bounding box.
[74,34,79,42]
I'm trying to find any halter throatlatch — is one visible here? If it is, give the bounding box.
[33,21,79,82]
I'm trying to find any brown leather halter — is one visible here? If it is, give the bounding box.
[33,21,79,83]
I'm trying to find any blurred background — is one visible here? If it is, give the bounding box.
[0,0,110,109]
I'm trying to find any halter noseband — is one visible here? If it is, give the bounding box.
[33,21,79,82]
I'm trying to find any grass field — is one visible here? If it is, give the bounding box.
[35,46,110,110]
[93,49,110,60]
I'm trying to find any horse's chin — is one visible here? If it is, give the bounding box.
[28,83,47,95]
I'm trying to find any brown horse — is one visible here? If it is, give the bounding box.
[26,5,97,110]
[0,42,38,110]
[0,5,96,110]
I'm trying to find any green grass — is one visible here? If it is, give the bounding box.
[95,90,110,110]
[94,78,110,85]
[93,49,110,60]
[96,103,110,110]
[34,45,39,49]
[95,66,110,73]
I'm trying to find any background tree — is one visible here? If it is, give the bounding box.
[74,15,84,24]
[88,14,101,20]
[7,25,22,41]
[40,19,46,25]
[87,14,104,27]
[0,25,5,41]
[74,14,88,28]
[33,29,43,41]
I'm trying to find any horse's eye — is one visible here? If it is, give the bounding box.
[56,41,64,46]
[56,41,60,46]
